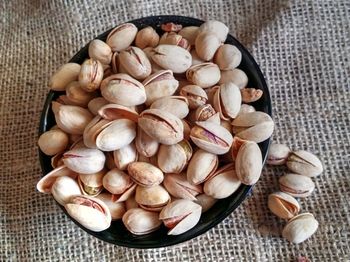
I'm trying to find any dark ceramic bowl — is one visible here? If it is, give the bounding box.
[39,15,271,248]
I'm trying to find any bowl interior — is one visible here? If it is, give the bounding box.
[39,15,271,248]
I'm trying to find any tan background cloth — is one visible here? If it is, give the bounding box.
[0,0,349,261]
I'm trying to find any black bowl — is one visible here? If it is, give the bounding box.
[39,15,272,248]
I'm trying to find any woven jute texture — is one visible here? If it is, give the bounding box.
[0,0,349,261]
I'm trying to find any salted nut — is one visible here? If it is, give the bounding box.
[186,63,221,88]
[38,129,69,156]
[128,162,164,187]
[179,85,208,109]
[159,32,190,50]
[268,191,300,220]
[286,150,323,177]
[51,176,81,205]
[50,63,81,91]
[113,143,138,170]
[135,126,159,157]
[88,39,112,65]
[106,23,138,52]
[178,26,199,45]
[96,193,126,220]
[214,44,242,70]
[150,96,189,119]
[88,97,109,115]
[187,149,218,185]
[197,20,228,42]
[163,173,203,200]
[195,32,221,61]
[267,143,291,165]
[135,26,159,49]
[213,83,242,120]
[122,208,161,235]
[240,88,263,103]
[79,58,104,92]
[135,185,170,211]
[279,173,315,198]
[98,103,139,122]
[78,169,106,196]
[219,68,248,89]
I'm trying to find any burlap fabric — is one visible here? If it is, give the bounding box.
[0,0,349,261]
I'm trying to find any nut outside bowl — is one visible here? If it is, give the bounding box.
[38,15,272,248]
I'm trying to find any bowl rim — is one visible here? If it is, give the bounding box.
[38,15,272,248]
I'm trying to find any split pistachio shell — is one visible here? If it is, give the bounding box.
[96,119,136,151]
[135,126,159,157]
[190,49,205,66]
[198,20,228,42]
[206,85,219,105]
[88,97,109,115]
[51,176,81,205]
[235,140,262,185]
[135,185,170,211]
[159,32,190,50]
[193,104,217,122]
[241,88,263,103]
[190,121,233,155]
[88,39,112,65]
[142,70,179,105]
[100,73,146,106]
[195,32,221,61]
[187,149,218,185]
[178,26,199,45]
[238,104,256,115]
[125,195,139,210]
[98,104,139,122]
[219,68,248,89]
[232,111,274,143]
[113,143,138,170]
[179,85,208,109]
[267,143,291,165]
[213,83,242,120]
[62,147,106,174]
[51,152,64,168]
[279,173,315,198]
[194,194,217,213]
[106,23,138,52]
[128,162,164,187]
[214,44,242,70]
[143,47,164,73]
[78,169,106,196]
[151,45,192,73]
[50,63,81,91]
[36,165,78,193]
[65,81,97,107]
[38,129,69,156]
[282,213,319,244]
[186,63,221,88]
[286,150,323,177]
[102,168,133,194]
[135,26,160,49]
[118,46,152,80]
[65,195,111,232]
[52,102,94,135]
[122,208,161,235]
[268,191,300,219]
[138,109,184,145]
[159,199,202,235]
[78,58,104,92]
[83,116,112,149]
[157,140,192,174]
[96,193,126,220]
[204,164,241,199]
[150,96,189,119]
[163,173,202,200]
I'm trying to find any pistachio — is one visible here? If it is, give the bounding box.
[98,104,139,122]
[190,121,233,155]
[161,22,183,32]
[192,104,217,123]
[51,176,81,205]
[78,169,106,196]
[135,26,160,49]
[214,44,242,70]
[159,32,190,50]
[195,32,221,61]
[241,88,263,103]
[96,193,126,220]
[51,152,64,168]
[187,149,218,185]
[194,194,217,213]
[186,63,221,88]
[128,162,164,187]
[52,102,94,135]
[100,73,147,106]
[102,168,134,195]
[159,199,202,235]
[178,26,199,45]
[62,147,106,174]
[49,63,81,91]
[151,45,192,73]
[232,111,274,143]
[142,70,179,105]
[65,81,97,107]
[65,195,111,232]
[122,208,161,235]
[190,49,205,66]
[106,23,138,52]
[267,143,291,165]
[198,20,228,42]
[219,68,248,89]
[96,119,136,151]
[157,140,192,174]
[286,150,323,177]
[87,97,109,115]
[135,185,170,211]
[150,96,189,119]
[118,46,152,80]
[143,47,165,73]
[135,126,159,157]
[238,104,256,115]
[204,163,241,199]
[282,213,319,244]
[206,85,219,105]
[113,143,138,170]
[163,173,202,200]
[83,115,112,149]
[138,109,184,145]
[88,39,112,65]
[213,83,242,120]
[279,174,315,198]
[179,85,208,109]
[38,129,69,156]
[78,58,104,92]
[268,192,300,219]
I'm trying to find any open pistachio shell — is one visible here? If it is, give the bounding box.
[214,44,242,70]
[135,185,170,211]
[102,168,133,195]
[113,143,138,170]
[52,176,81,205]
[78,169,106,196]
[268,191,300,219]
[135,26,160,49]
[163,173,202,200]
[78,58,104,92]
[128,162,164,187]
[186,63,221,88]
[98,104,139,122]
[106,23,138,52]
[88,39,112,65]
[178,26,199,45]
[96,193,126,220]
[179,85,208,109]
[213,83,242,120]
[187,149,218,185]
[87,97,109,115]
[135,125,159,157]
[286,150,323,177]
[122,208,161,235]
[267,143,291,165]
[279,173,315,198]
[150,96,189,119]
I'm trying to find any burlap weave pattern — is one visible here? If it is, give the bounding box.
[0,0,349,261]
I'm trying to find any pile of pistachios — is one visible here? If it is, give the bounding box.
[267,143,323,243]
[37,20,275,236]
